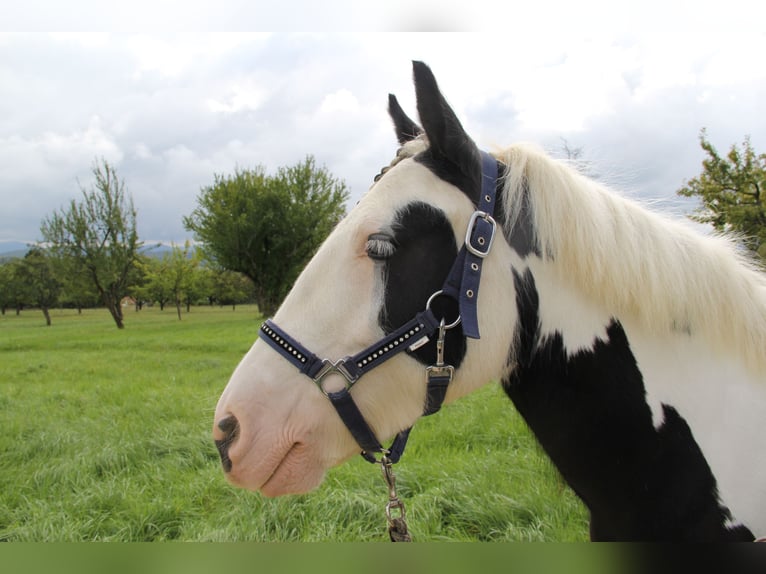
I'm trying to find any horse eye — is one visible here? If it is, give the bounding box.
[365,233,397,261]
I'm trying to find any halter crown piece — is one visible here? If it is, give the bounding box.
[259,151,499,463]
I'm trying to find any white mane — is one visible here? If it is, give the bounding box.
[496,143,766,375]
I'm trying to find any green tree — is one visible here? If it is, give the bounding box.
[138,244,201,317]
[40,158,142,328]
[56,255,100,313]
[678,129,766,261]
[166,241,199,319]
[15,247,61,326]
[206,266,254,310]
[183,156,348,316]
[0,260,27,315]
[138,257,173,311]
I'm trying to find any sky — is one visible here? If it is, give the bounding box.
[2,1,766,251]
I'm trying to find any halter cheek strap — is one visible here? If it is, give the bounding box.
[258,151,500,463]
[443,151,498,339]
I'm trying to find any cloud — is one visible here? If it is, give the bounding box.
[2,27,766,249]
[0,115,125,239]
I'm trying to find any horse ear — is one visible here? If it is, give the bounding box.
[411,61,480,179]
[388,94,422,144]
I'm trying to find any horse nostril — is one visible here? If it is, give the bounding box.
[214,415,239,473]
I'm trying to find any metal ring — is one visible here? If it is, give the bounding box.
[425,290,461,330]
[313,359,356,396]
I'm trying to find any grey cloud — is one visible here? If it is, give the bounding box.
[2,31,766,249]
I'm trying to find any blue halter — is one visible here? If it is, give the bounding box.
[259,151,499,463]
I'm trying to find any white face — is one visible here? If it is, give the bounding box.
[212,157,516,496]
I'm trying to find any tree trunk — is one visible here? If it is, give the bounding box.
[110,305,125,328]
[42,307,52,326]
[102,293,124,329]
[176,300,182,321]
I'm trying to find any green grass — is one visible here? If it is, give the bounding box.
[0,306,588,541]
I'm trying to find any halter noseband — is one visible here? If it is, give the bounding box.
[259,151,499,464]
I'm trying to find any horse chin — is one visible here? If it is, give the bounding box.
[228,442,328,497]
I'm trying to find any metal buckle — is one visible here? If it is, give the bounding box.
[312,358,357,395]
[465,210,496,258]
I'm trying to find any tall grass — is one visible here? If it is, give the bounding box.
[0,306,587,541]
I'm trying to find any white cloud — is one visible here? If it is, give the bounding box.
[2,24,766,247]
[0,116,122,187]
[207,81,268,114]
[318,89,360,116]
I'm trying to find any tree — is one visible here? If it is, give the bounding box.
[56,254,100,313]
[0,260,26,315]
[206,266,254,310]
[15,247,61,326]
[137,257,173,311]
[165,241,199,319]
[678,129,766,261]
[559,138,599,179]
[138,243,201,317]
[40,159,142,328]
[183,156,348,316]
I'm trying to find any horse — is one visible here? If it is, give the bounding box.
[213,61,766,541]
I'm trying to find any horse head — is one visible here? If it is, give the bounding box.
[212,62,516,496]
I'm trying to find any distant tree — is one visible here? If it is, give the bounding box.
[138,243,201,317]
[40,158,142,328]
[559,138,598,179]
[166,241,199,319]
[183,156,348,316]
[0,263,12,314]
[56,255,100,313]
[560,137,584,162]
[0,261,27,315]
[15,247,61,326]
[138,256,172,311]
[208,267,254,310]
[678,129,766,261]
[125,253,151,311]
[182,250,209,313]
[194,266,216,306]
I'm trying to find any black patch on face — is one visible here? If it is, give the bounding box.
[378,201,467,369]
[503,268,754,541]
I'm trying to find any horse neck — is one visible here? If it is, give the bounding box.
[497,144,766,376]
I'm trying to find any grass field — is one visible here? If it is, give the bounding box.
[0,305,588,542]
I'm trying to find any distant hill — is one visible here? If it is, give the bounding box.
[0,242,185,262]
[140,244,175,259]
[0,242,31,261]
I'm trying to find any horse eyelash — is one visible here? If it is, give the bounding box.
[365,234,397,260]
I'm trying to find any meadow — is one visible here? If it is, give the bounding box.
[0,305,588,542]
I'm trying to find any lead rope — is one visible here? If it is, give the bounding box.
[381,455,412,542]
[379,320,457,542]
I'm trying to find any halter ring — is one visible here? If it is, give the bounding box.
[425,290,461,330]
[312,359,357,395]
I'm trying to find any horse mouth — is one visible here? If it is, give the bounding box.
[224,438,323,497]
[259,442,303,496]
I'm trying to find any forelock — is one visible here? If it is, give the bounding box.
[372,137,429,184]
